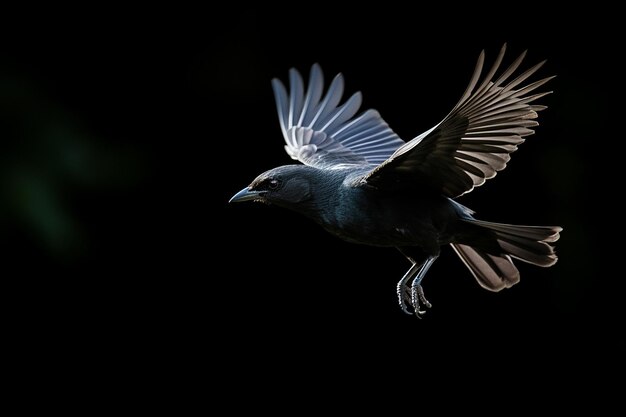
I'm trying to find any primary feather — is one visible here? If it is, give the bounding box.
[363,44,554,197]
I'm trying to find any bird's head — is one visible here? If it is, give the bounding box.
[229,165,314,209]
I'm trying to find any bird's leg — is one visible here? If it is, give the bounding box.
[396,247,433,315]
[396,262,421,315]
[410,255,438,317]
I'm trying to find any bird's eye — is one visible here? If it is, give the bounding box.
[268,179,280,190]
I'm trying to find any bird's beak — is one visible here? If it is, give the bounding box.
[229,187,263,203]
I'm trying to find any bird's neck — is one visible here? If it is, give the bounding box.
[289,168,351,223]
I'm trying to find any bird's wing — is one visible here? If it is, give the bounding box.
[361,44,553,198]
[272,64,406,169]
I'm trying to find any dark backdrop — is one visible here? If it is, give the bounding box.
[2,6,622,397]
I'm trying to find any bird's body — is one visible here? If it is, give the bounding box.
[230,45,562,317]
[285,165,458,250]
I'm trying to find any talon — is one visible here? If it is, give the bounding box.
[410,284,431,317]
[397,283,413,316]
[411,285,427,317]
[397,283,413,315]
[416,285,432,309]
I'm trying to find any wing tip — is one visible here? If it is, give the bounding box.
[519,49,528,60]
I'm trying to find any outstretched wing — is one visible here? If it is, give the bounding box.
[272,64,405,169]
[362,44,553,198]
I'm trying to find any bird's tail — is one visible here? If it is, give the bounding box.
[451,220,562,292]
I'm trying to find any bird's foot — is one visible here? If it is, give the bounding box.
[395,254,437,317]
[397,281,413,315]
[397,283,431,317]
[411,284,432,317]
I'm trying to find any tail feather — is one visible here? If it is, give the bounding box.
[451,244,520,291]
[470,220,561,243]
[452,220,562,292]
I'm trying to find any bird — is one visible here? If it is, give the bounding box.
[229,44,562,317]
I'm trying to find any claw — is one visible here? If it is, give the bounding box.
[416,284,432,309]
[397,282,413,315]
[411,285,429,317]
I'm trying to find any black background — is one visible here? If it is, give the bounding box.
[2,6,622,396]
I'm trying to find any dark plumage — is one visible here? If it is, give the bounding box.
[230,45,562,317]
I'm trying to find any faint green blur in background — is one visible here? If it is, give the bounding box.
[0,71,147,264]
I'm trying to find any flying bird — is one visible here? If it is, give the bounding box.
[229,45,562,317]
